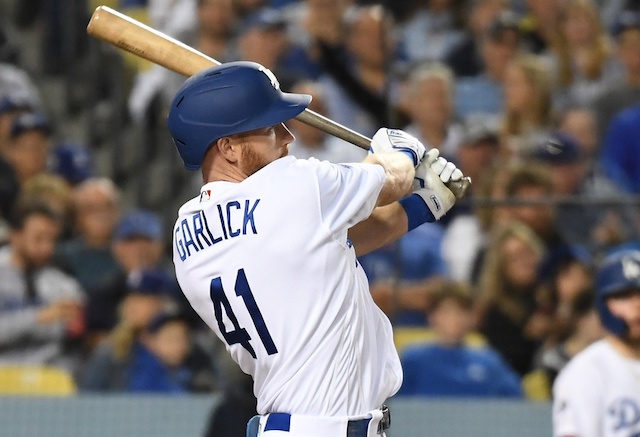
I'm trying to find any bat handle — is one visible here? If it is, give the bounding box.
[294,109,471,199]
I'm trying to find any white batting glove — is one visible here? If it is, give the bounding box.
[411,149,462,220]
[369,128,426,167]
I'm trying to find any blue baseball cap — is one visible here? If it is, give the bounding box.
[49,142,94,185]
[0,95,33,115]
[114,210,162,241]
[240,7,287,33]
[127,268,177,297]
[9,112,51,139]
[146,310,188,334]
[531,131,584,165]
[613,9,640,36]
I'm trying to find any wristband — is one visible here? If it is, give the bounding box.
[399,150,418,166]
[398,193,436,231]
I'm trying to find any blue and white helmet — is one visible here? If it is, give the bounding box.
[595,249,640,336]
[167,61,311,170]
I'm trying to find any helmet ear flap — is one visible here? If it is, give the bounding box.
[167,61,311,170]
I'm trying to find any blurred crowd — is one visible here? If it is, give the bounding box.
[0,0,640,426]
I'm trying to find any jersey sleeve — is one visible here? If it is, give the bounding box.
[552,360,602,437]
[309,159,386,233]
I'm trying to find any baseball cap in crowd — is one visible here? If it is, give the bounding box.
[49,142,94,185]
[114,210,162,241]
[0,95,33,116]
[9,112,51,139]
[460,121,499,146]
[612,8,640,36]
[146,309,188,334]
[127,268,177,297]
[530,132,584,165]
[485,10,521,41]
[239,7,287,33]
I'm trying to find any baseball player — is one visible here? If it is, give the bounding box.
[166,61,464,437]
[552,249,640,437]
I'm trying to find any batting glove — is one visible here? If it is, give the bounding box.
[411,149,462,220]
[370,128,426,167]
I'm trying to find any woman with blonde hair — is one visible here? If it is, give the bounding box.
[548,0,619,109]
[474,219,551,375]
[501,54,554,160]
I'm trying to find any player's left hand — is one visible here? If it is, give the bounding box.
[420,149,464,186]
[370,128,426,167]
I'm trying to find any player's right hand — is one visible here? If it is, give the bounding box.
[412,150,461,220]
[370,128,426,167]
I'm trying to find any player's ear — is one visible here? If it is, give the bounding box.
[216,136,239,163]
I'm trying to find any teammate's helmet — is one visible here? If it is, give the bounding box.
[595,249,640,336]
[167,61,311,170]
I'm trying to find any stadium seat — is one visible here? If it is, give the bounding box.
[0,366,77,395]
[393,327,487,355]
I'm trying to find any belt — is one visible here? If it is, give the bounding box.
[264,405,391,437]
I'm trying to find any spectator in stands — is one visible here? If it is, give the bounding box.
[0,95,33,155]
[0,201,85,373]
[534,289,603,395]
[80,272,218,393]
[528,131,637,251]
[402,62,463,160]
[3,112,52,185]
[600,103,640,194]
[286,80,366,162]
[442,122,500,282]
[128,0,238,122]
[307,4,398,137]
[127,310,200,393]
[55,178,121,295]
[454,10,523,128]
[536,246,594,348]
[233,6,316,90]
[145,0,197,38]
[475,220,549,376]
[21,173,74,240]
[85,210,169,346]
[500,54,554,160]
[593,8,640,141]
[397,280,523,397]
[48,142,94,187]
[445,0,508,77]
[557,107,599,161]
[547,0,619,111]
[359,223,449,326]
[518,0,562,54]
[0,58,42,111]
[502,164,576,261]
[397,0,466,63]
[0,156,18,240]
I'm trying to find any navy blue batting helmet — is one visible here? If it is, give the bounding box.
[595,249,640,336]
[167,61,311,170]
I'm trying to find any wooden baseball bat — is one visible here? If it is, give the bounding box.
[86,5,471,198]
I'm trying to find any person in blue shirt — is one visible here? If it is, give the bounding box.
[601,103,640,194]
[358,222,449,326]
[396,281,523,397]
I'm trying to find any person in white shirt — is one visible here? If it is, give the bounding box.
[553,248,640,437]
[166,60,465,437]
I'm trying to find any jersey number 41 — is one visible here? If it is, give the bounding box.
[210,269,278,359]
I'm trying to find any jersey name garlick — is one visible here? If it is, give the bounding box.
[175,199,261,261]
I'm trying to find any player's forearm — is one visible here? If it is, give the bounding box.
[362,153,414,207]
[349,202,408,256]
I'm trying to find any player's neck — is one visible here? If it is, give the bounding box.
[607,334,640,360]
[202,160,247,184]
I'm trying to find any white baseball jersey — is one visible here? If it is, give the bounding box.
[552,339,640,437]
[173,156,402,416]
